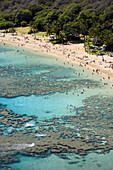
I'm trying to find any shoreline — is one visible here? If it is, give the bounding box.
[0,33,113,82]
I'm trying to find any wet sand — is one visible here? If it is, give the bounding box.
[0,33,113,81]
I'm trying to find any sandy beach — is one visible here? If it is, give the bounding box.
[0,32,113,82]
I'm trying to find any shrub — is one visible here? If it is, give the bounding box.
[21,21,27,27]
[9,27,16,33]
[28,29,34,34]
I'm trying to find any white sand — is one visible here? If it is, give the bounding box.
[0,33,113,82]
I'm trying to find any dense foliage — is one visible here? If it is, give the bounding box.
[0,0,113,50]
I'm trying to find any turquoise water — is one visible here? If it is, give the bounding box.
[8,151,113,170]
[0,43,113,170]
[0,88,104,120]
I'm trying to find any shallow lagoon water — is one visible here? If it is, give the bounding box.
[9,151,113,170]
[0,43,113,169]
[0,88,105,120]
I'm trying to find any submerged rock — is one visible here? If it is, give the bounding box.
[0,156,20,164]
[0,93,113,165]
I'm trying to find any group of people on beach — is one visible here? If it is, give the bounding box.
[0,32,113,82]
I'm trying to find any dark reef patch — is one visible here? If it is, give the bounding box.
[0,95,113,165]
[0,65,101,98]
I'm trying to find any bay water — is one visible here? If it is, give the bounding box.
[0,43,113,170]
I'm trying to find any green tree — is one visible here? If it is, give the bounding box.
[29,5,43,18]
[88,25,101,37]
[0,21,15,29]
[4,13,16,22]
[16,9,31,25]
[59,31,67,43]
[51,21,62,39]
[45,23,52,36]
[21,21,27,27]
[100,5,113,23]
[99,29,113,51]
[0,12,5,22]
[63,21,80,41]
[32,17,46,31]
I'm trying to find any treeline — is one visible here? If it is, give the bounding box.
[0,0,113,50]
